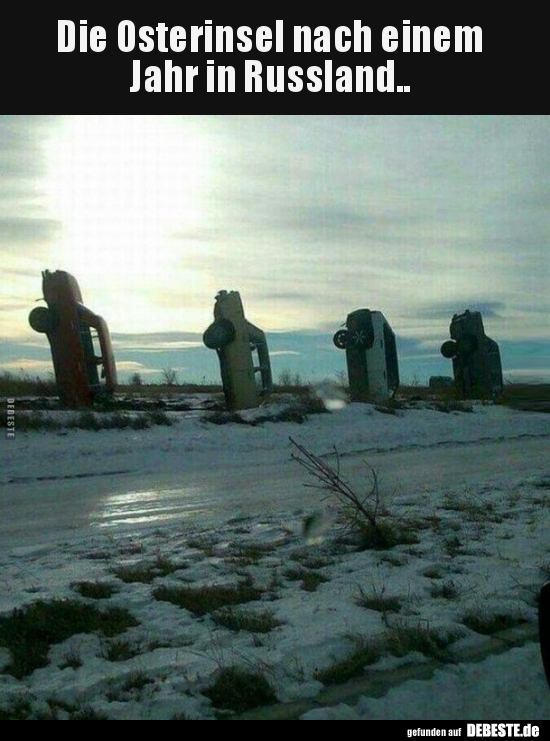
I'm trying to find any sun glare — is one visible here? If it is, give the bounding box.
[43,115,211,330]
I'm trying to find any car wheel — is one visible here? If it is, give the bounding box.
[441,340,457,359]
[348,328,374,349]
[203,319,236,349]
[333,329,350,349]
[29,307,51,334]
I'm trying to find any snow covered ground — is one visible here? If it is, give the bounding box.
[1,392,549,720]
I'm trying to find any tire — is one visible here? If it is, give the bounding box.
[440,340,457,359]
[333,329,350,349]
[29,307,51,334]
[348,328,374,349]
[203,319,236,349]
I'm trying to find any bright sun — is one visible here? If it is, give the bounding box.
[43,115,212,331]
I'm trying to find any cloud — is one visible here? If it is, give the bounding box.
[111,332,204,352]
[0,217,61,251]
[4,267,44,279]
[0,358,54,373]
[113,361,160,375]
[414,301,507,321]
[503,368,550,383]
[0,117,61,192]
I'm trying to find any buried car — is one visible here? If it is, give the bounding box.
[29,270,117,408]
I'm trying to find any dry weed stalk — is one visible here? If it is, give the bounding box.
[289,437,383,530]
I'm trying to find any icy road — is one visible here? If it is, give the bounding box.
[1,400,548,550]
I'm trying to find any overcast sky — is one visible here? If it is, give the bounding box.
[1,115,548,385]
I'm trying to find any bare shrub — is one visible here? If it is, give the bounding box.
[289,437,416,550]
[161,368,178,386]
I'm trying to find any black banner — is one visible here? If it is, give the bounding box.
[4,13,544,112]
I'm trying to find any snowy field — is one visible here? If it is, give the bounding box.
[1,393,549,720]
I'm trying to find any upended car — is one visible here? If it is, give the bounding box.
[29,269,117,408]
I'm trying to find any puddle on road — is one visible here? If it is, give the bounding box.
[91,487,215,528]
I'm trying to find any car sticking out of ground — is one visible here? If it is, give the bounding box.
[29,270,117,409]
